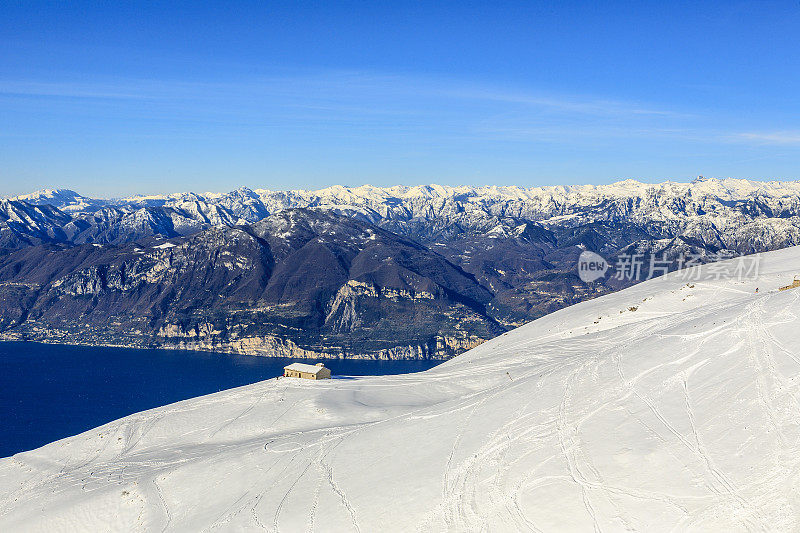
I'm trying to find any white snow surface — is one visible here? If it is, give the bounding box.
[4,246,800,531]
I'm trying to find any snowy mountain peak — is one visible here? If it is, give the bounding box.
[9,188,83,201]
[7,188,94,211]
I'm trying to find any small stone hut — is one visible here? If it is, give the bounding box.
[283,362,331,380]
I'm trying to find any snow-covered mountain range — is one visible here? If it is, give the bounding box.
[3,245,800,530]
[7,178,800,252]
[3,178,800,358]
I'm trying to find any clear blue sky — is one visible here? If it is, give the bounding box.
[2,1,800,197]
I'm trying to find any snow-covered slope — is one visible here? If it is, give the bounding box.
[3,246,800,531]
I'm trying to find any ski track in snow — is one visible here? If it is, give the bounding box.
[4,248,800,530]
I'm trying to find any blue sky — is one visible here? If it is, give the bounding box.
[2,1,800,197]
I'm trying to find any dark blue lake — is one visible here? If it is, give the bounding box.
[0,341,442,458]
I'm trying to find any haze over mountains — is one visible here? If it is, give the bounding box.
[2,178,800,358]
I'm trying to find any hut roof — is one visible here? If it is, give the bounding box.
[284,363,327,374]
